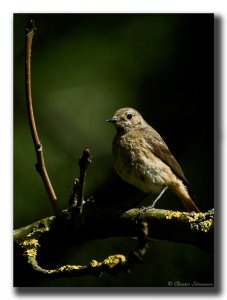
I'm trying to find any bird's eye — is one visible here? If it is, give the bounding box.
[127,113,132,120]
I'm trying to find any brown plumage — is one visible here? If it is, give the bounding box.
[107,107,200,212]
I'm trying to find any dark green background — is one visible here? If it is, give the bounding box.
[14,14,214,287]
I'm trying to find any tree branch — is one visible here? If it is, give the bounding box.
[25,19,61,216]
[14,206,214,279]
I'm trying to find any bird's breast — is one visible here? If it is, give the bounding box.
[112,133,174,193]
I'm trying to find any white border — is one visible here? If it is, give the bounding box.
[1,0,226,13]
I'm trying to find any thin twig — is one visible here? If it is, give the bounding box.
[68,178,79,207]
[76,148,92,214]
[25,20,61,216]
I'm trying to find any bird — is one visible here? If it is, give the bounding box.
[106,107,200,212]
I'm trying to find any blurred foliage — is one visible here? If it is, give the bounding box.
[14,14,214,287]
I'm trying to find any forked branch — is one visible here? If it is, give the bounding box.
[14,208,213,278]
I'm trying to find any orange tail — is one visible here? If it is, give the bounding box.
[180,196,200,213]
[170,180,200,212]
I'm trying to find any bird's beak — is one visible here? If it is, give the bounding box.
[106,116,118,123]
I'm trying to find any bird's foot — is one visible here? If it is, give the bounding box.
[139,204,155,214]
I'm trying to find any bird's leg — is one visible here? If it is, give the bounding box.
[140,186,168,212]
[150,186,168,208]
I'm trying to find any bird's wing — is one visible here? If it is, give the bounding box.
[140,126,190,187]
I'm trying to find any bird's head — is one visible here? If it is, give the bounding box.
[106,107,146,132]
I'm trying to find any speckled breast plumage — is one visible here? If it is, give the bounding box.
[112,131,171,194]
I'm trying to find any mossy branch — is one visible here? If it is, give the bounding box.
[14,207,214,278]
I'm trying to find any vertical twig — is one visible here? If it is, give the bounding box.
[25,20,61,216]
[77,149,92,214]
[68,178,79,207]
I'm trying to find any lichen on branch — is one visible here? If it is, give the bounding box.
[14,205,214,279]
